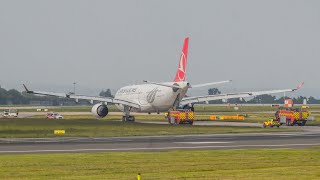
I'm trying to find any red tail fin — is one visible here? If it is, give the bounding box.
[174,37,189,82]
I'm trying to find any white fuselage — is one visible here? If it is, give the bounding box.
[114,82,189,113]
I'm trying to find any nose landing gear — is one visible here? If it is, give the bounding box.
[122,106,135,122]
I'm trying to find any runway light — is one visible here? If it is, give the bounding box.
[54,130,65,135]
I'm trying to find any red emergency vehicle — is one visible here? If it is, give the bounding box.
[166,109,194,125]
[275,107,310,126]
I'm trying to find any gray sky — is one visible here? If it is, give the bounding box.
[0,0,319,97]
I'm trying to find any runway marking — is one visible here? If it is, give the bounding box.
[1,143,320,154]
[175,141,233,144]
[0,131,318,141]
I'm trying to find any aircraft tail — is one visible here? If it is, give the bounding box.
[174,37,189,82]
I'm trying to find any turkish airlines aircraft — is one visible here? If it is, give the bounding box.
[23,37,303,121]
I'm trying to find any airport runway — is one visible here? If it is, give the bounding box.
[0,132,320,154]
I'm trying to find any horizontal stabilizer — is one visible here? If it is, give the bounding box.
[143,80,182,89]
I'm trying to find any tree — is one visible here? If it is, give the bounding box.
[0,87,8,104]
[7,89,25,104]
[207,88,222,104]
[308,96,320,104]
[208,88,221,95]
[247,94,276,104]
[99,89,113,98]
[0,87,90,105]
[293,96,307,104]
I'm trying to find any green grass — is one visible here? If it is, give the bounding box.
[0,118,295,138]
[0,148,319,179]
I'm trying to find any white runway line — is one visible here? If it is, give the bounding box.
[1,143,320,153]
[175,141,233,144]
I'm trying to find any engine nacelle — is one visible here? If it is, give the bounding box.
[91,103,109,118]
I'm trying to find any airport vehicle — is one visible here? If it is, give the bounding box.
[263,119,280,128]
[46,112,64,119]
[167,109,194,125]
[210,115,245,120]
[2,111,9,117]
[275,107,310,126]
[2,109,18,118]
[23,37,303,122]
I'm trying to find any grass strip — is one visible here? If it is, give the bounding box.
[0,148,319,179]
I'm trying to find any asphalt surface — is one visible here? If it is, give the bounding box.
[0,131,320,154]
[1,109,319,154]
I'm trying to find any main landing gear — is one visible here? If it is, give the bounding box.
[183,104,195,112]
[122,106,135,122]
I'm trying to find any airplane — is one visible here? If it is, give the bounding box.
[23,37,303,122]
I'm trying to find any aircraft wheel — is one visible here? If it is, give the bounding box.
[292,120,297,126]
[127,116,135,122]
[286,120,290,126]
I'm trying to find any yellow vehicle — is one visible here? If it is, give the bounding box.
[263,119,280,128]
[275,107,310,126]
[167,109,194,125]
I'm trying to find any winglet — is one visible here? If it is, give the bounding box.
[294,82,304,91]
[23,84,32,93]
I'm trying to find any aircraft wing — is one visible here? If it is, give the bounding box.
[23,85,140,109]
[180,84,303,106]
[191,80,232,88]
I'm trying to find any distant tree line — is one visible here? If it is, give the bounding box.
[0,86,114,105]
[99,89,113,98]
[207,88,320,104]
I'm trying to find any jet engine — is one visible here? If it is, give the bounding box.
[91,103,109,118]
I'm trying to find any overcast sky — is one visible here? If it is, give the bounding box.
[0,0,319,97]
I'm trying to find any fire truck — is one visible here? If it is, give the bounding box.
[275,107,310,126]
[166,109,194,125]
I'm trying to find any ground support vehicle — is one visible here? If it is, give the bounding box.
[263,119,281,128]
[2,109,18,118]
[210,114,245,120]
[275,107,310,126]
[46,112,64,119]
[167,109,194,125]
